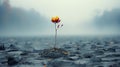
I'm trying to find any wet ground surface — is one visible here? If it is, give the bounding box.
[0,36,120,67]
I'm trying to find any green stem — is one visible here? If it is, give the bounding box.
[54,23,57,48]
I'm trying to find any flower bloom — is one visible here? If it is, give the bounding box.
[51,16,61,23]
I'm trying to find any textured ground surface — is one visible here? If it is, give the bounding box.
[0,36,120,67]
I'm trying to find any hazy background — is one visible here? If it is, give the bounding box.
[0,0,120,36]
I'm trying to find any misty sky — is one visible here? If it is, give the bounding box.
[0,0,120,36]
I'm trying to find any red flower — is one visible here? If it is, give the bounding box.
[51,16,61,23]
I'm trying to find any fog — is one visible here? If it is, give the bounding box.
[0,0,120,36]
[0,0,51,36]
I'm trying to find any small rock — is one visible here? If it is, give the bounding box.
[0,43,5,50]
[7,56,19,66]
[83,53,94,58]
[67,56,79,61]
[20,51,29,56]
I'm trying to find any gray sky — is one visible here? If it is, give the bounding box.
[1,0,120,36]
